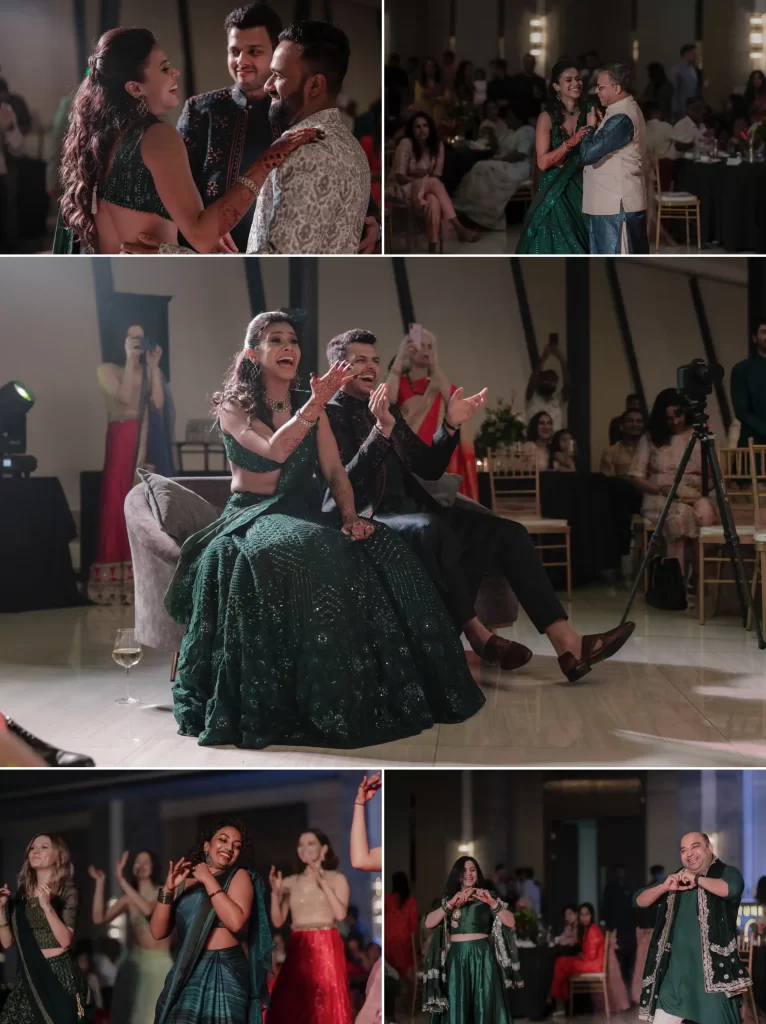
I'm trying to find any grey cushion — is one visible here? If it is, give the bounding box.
[138,470,221,544]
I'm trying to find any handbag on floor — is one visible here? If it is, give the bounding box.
[646,556,687,611]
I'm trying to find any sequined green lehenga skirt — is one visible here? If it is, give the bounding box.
[168,491,485,749]
[0,950,95,1024]
[432,940,514,1024]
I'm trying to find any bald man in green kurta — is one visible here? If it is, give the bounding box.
[633,832,750,1024]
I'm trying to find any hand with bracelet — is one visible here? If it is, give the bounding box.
[158,857,191,904]
[445,385,489,430]
[0,881,10,933]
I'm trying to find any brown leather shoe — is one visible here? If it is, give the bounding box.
[481,635,533,672]
[557,622,636,683]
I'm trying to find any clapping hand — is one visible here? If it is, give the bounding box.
[269,866,284,895]
[369,383,395,434]
[35,884,52,911]
[310,361,358,408]
[0,883,10,909]
[88,865,105,883]
[115,851,129,880]
[446,387,488,426]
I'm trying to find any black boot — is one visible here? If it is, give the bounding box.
[3,716,95,767]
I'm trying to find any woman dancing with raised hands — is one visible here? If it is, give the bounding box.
[57,28,321,253]
[268,829,353,1023]
[151,819,271,1024]
[165,310,484,750]
[423,856,522,1023]
[351,773,383,1024]
[0,833,95,1024]
[88,850,172,1024]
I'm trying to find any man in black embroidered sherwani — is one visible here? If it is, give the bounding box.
[323,329,635,681]
[634,832,750,1024]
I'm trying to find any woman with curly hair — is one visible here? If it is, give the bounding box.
[392,111,479,251]
[88,850,172,1024]
[423,855,522,1022]
[517,61,591,253]
[268,828,353,1022]
[0,834,95,1023]
[150,819,271,1024]
[54,28,320,254]
[164,309,484,750]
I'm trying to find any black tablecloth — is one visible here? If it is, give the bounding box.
[510,946,558,1020]
[674,160,766,252]
[0,477,81,612]
[753,946,766,1012]
[477,471,621,587]
[442,145,493,194]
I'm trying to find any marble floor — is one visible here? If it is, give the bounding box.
[1,584,764,768]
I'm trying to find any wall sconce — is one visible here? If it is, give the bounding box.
[458,841,475,855]
[529,16,547,64]
[751,16,764,62]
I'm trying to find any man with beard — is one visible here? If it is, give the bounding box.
[525,338,571,432]
[634,832,750,1024]
[323,329,635,681]
[247,21,371,253]
[123,5,378,254]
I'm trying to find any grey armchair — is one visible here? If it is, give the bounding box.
[124,478,518,679]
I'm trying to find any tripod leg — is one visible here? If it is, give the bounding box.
[622,432,699,624]
[698,535,705,625]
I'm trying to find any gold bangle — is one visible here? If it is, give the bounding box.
[235,175,260,198]
[296,409,319,429]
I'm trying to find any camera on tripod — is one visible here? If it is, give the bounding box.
[676,358,724,407]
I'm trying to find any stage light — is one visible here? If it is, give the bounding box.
[458,841,475,855]
[0,380,35,451]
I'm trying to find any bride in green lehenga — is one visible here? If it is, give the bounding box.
[166,310,485,750]
[423,856,522,1023]
[517,62,592,254]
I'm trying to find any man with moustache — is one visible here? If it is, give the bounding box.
[323,329,635,680]
[247,21,370,253]
[126,5,378,254]
[634,832,750,1024]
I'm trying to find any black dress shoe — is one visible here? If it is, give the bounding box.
[3,717,96,767]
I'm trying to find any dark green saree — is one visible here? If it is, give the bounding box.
[516,109,589,254]
[154,867,272,1024]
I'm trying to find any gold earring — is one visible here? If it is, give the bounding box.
[137,94,148,118]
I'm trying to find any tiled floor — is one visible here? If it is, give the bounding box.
[1,585,764,768]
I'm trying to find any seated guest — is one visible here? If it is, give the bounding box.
[630,388,717,580]
[602,408,645,475]
[672,98,713,154]
[548,903,605,1016]
[526,340,571,431]
[557,905,580,947]
[473,68,488,109]
[609,394,643,444]
[386,326,479,500]
[551,429,576,472]
[478,99,509,148]
[392,111,480,251]
[744,70,766,121]
[452,111,536,230]
[642,63,674,122]
[643,102,679,178]
[453,61,475,104]
[324,328,635,682]
[525,412,554,471]
[414,57,444,121]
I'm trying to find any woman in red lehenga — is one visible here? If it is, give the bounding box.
[548,903,605,1015]
[90,326,174,605]
[268,829,353,1024]
[386,327,479,501]
[350,774,383,1024]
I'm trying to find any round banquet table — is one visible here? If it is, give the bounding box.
[509,946,558,1019]
[442,144,493,194]
[673,158,766,251]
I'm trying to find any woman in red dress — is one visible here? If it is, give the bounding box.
[268,829,352,1024]
[548,902,604,1014]
[383,873,418,981]
[386,327,479,501]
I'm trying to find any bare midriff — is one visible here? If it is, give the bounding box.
[230,462,281,495]
[451,934,489,943]
[130,904,172,952]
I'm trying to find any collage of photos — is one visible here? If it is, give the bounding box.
[2,1,766,1024]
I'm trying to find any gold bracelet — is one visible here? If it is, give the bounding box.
[235,175,260,198]
[157,887,174,905]
[296,409,319,429]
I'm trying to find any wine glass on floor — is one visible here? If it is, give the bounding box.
[113,628,143,705]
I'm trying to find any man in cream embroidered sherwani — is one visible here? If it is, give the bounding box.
[633,831,750,1024]
[579,63,649,254]
[248,21,370,254]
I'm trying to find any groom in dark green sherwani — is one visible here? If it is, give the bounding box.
[634,832,750,1024]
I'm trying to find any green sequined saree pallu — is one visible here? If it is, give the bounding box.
[165,414,484,749]
[424,899,523,1024]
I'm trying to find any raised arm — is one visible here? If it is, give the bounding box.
[386,337,416,402]
[114,852,156,918]
[219,362,354,465]
[548,346,571,402]
[0,882,14,949]
[141,122,323,254]
[88,865,129,925]
[37,884,76,949]
[350,773,382,872]
[150,858,191,940]
[316,412,375,541]
[269,868,290,928]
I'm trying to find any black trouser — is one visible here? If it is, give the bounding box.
[615,927,636,988]
[611,477,643,557]
[374,506,567,633]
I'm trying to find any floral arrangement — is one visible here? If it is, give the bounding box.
[440,100,476,143]
[513,905,540,943]
[474,398,527,457]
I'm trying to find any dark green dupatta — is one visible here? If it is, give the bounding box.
[156,868,272,1024]
[9,896,90,1024]
[52,207,79,254]
[516,108,590,254]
